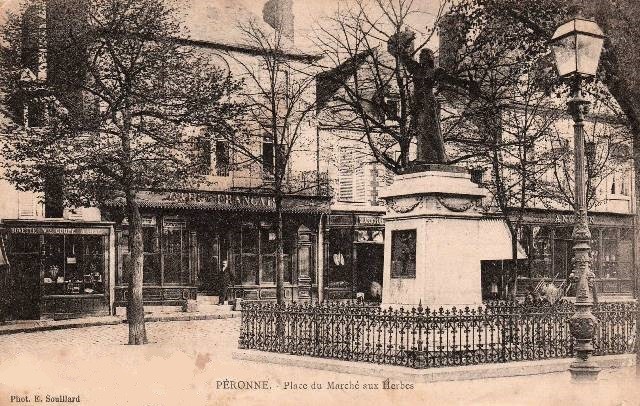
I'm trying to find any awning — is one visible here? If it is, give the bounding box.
[477,219,527,260]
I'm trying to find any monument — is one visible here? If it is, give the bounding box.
[380,29,486,308]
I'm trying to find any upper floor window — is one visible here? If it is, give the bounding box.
[196,136,212,175]
[262,132,286,178]
[262,135,274,176]
[215,140,230,177]
[470,168,485,185]
[384,97,399,121]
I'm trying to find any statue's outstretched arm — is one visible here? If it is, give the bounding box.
[435,68,480,97]
[396,53,421,75]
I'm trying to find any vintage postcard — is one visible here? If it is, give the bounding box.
[0,0,637,405]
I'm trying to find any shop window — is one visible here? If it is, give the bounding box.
[553,227,572,280]
[617,229,633,279]
[9,234,40,254]
[228,222,295,286]
[163,219,189,285]
[328,229,352,288]
[529,226,552,278]
[120,217,192,286]
[261,228,277,283]
[142,223,161,285]
[41,234,105,295]
[602,228,622,279]
[241,225,258,285]
[391,229,416,278]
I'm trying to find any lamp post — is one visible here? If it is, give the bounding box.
[550,14,605,382]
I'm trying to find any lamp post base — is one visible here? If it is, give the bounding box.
[569,359,601,382]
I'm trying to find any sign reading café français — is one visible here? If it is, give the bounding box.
[162,191,276,209]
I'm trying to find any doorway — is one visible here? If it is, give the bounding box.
[5,234,41,320]
[197,230,228,299]
[355,243,384,302]
[6,254,41,320]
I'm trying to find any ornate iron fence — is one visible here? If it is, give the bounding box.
[238,300,637,369]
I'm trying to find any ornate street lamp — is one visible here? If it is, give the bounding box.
[550,14,605,382]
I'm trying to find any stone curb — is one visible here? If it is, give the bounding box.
[232,350,635,383]
[0,312,238,335]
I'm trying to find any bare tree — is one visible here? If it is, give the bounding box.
[537,104,633,211]
[314,0,483,173]
[445,0,633,295]
[218,18,320,304]
[0,0,242,344]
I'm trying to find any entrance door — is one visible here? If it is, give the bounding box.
[197,231,228,299]
[7,255,41,320]
[355,243,384,301]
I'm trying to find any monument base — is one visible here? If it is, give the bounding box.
[380,166,487,309]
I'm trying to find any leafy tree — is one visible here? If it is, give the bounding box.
[0,0,242,344]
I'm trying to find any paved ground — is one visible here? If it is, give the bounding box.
[0,318,638,406]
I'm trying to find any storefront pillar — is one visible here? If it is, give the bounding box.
[317,214,325,302]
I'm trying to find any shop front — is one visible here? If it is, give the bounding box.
[325,208,385,301]
[515,211,635,300]
[106,190,330,307]
[1,220,114,320]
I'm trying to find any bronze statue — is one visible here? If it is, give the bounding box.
[388,28,478,165]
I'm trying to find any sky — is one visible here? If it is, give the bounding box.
[0,0,445,53]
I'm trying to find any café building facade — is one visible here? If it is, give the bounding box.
[514,209,635,300]
[104,189,331,308]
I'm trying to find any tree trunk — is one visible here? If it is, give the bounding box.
[275,194,285,304]
[126,190,147,345]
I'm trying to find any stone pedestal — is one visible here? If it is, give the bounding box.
[380,166,487,309]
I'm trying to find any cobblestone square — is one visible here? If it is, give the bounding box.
[0,319,638,406]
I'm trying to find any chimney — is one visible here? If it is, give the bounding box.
[438,13,465,73]
[262,0,294,41]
